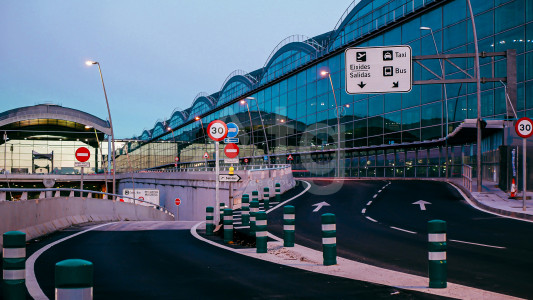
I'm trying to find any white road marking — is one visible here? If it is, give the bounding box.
[378,189,382,193]
[367,201,372,206]
[390,226,417,234]
[450,239,506,249]
[366,216,378,223]
[361,208,366,214]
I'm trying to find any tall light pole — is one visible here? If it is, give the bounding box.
[167,126,179,166]
[86,60,117,198]
[240,100,255,158]
[466,0,483,192]
[243,97,270,165]
[320,70,341,178]
[195,116,208,169]
[420,26,449,179]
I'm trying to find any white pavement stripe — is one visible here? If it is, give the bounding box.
[234,225,249,229]
[373,194,378,199]
[450,239,506,249]
[390,226,417,234]
[361,208,366,214]
[367,201,372,206]
[378,190,382,193]
[256,220,267,226]
[26,222,115,300]
[365,216,377,223]
[265,180,312,214]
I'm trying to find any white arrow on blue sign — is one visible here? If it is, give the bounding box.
[226,122,239,138]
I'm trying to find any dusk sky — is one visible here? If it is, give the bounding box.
[1,1,354,138]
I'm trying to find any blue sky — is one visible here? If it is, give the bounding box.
[0,0,354,138]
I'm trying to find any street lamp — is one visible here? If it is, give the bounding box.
[86,60,117,198]
[166,126,179,166]
[195,116,208,169]
[240,99,255,158]
[466,0,483,192]
[242,97,270,165]
[320,70,341,178]
[420,26,449,179]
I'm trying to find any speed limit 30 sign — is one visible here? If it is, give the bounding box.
[515,117,533,138]
[207,120,228,142]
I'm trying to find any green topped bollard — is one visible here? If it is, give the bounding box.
[206,207,215,236]
[263,187,270,210]
[275,183,281,202]
[223,208,233,243]
[241,194,250,226]
[255,211,268,253]
[2,231,26,300]
[321,213,337,266]
[283,205,295,247]
[250,200,259,236]
[55,259,93,300]
[428,220,447,288]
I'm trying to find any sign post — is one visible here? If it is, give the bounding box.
[75,147,91,194]
[207,120,228,224]
[515,117,533,211]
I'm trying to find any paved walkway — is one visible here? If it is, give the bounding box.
[448,178,533,222]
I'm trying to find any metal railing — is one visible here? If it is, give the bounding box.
[462,165,473,192]
[137,164,291,174]
[0,188,174,216]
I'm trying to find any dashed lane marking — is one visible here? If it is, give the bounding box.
[390,226,417,234]
[450,239,506,249]
[361,208,366,214]
[372,194,378,199]
[367,201,372,206]
[366,216,378,223]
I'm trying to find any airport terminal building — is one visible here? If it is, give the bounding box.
[2,0,532,185]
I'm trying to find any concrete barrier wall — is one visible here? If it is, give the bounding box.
[0,197,173,251]
[118,167,296,221]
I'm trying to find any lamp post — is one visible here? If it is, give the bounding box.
[240,100,255,159]
[166,126,179,166]
[320,70,341,178]
[86,60,117,199]
[466,0,483,192]
[242,97,270,166]
[420,26,449,179]
[195,116,208,169]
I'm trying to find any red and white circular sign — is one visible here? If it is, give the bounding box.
[75,147,90,162]
[175,157,179,162]
[244,158,249,163]
[224,143,239,158]
[516,117,533,138]
[207,120,228,142]
[175,198,181,206]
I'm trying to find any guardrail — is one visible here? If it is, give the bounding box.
[0,188,174,217]
[462,165,473,192]
[137,164,291,173]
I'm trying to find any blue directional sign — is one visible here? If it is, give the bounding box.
[224,138,239,144]
[226,122,239,138]
[263,155,268,161]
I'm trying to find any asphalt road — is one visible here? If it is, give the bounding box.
[23,221,446,299]
[266,179,533,299]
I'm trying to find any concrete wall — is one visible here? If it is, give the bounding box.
[118,167,296,221]
[0,197,173,251]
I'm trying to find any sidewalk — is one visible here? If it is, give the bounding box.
[448,178,533,222]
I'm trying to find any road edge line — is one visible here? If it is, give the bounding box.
[26,222,116,300]
[448,182,533,224]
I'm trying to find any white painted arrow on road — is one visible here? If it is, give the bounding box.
[312,201,330,212]
[412,200,431,211]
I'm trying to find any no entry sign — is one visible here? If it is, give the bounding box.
[175,198,181,206]
[224,143,239,158]
[207,120,228,142]
[75,147,90,162]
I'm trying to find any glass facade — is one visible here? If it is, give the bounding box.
[118,0,532,178]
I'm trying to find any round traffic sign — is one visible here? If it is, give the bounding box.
[224,143,239,158]
[75,147,90,162]
[244,158,249,163]
[515,117,533,138]
[226,122,239,138]
[207,120,228,142]
[175,156,179,162]
[175,198,181,206]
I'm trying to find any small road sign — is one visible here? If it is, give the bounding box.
[264,155,268,161]
[345,45,412,94]
[74,162,90,168]
[219,174,241,182]
[175,157,179,162]
[224,138,239,144]
[244,158,249,163]
[207,120,228,142]
[224,143,239,158]
[224,158,239,164]
[226,122,239,138]
[75,147,90,162]
[175,198,181,206]
[515,117,533,138]
[287,154,294,161]
[204,152,209,159]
